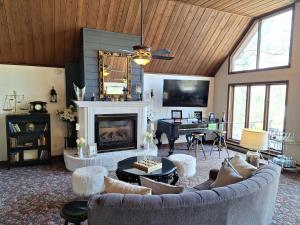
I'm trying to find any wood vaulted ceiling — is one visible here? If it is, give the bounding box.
[0,0,296,76]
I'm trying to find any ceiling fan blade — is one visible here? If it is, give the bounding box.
[118,49,134,54]
[152,55,174,60]
[152,49,171,56]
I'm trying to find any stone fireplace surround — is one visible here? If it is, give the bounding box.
[74,101,157,170]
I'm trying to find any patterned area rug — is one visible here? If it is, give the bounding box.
[0,144,299,225]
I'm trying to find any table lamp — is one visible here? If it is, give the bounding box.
[240,129,269,166]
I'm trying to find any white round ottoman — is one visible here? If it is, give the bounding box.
[72,166,108,197]
[168,154,196,177]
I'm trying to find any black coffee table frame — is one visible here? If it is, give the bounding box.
[116,156,179,185]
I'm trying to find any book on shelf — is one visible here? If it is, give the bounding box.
[10,137,17,148]
[40,150,48,160]
[8,122,21,133]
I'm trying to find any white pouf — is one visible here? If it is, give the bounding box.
[72,166,108,197]
[168,154,196,177]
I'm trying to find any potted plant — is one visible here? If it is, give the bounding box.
[57,105,78,148]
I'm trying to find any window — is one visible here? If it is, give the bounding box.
[227,82,288,144]
[230,8,293,73]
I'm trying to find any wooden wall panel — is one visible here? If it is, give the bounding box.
[0,0,296,76]
[177,0,296,16]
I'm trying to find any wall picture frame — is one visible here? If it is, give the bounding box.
[171,110,182,123]
[194,111,203,122]
[209,112,217,122]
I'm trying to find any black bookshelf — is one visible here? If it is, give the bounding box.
[6,113,51,169]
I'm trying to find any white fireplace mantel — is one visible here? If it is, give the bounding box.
[74,101,151,149]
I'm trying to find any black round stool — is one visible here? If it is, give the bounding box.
[60,200,88,225]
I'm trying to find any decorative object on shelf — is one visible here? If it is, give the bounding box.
[240,129,268,160]
[57,105,78,148]
[135,83,142,100]
[88,143,97,157]
[25,123,35,132]
[91,93,95,101]
[122,87,129,101]
[171,110,182,123]
[76,137,85,158]
[29,101,48,113]
[73,83,86,101]
[3,90,25,113]
[50,86,57,103]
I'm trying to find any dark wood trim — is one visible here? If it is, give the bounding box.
[245,86,250,128]
[228,4,295,75]
[229,65,291,75]
[263,85,270,131]
[223,18,256,76]
[0,62,65,69]
[0,155,64,168]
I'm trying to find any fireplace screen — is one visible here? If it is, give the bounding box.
[95,114,137,152]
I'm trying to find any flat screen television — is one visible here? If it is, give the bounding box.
[163,79,210,107]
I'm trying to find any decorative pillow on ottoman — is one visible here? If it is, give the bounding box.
[140,176,184,195]
[210,160,243,188]
[230,154,257,178]
[104,176,152,195]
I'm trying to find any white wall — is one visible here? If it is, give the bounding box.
[144,73,215,144]
[0,65,66,161]
[214,3,300,162]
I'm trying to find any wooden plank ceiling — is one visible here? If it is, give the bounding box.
[0,0,295,76]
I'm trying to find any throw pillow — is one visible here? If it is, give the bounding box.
[230,154,257,178]
[140,176,184,195]
[104,176,152,195]
[210,161,243,188]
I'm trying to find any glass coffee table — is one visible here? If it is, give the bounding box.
[116,156,179,185]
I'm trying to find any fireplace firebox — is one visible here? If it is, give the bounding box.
[95,114,137,152]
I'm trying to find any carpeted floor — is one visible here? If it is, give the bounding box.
[0,144,299,225]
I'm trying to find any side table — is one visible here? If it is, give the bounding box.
[64,149,100,171]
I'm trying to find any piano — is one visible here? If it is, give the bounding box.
[155,119,219,155]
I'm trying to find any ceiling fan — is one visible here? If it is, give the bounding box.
[120,0,174,66]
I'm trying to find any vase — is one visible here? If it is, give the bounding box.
[78,147,83,158]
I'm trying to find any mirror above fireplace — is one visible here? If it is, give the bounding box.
[98,50,132,99]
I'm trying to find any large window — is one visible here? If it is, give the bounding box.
[230,8,293,73]
[227,82,288,142]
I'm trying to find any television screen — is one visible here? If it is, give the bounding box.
[163,79,210,107]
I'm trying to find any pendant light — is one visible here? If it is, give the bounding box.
[132,0,151,66]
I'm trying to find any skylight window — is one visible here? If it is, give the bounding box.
[230,8,293,73]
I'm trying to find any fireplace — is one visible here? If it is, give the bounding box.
[95,114,137,152]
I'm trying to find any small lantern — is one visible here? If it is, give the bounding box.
[50,86,57,103]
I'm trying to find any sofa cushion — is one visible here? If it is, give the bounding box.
[104,176,152,195]
[210,161,243,188]
[193,180,214,191]
[230,154,257,178]
[140,176,184,195]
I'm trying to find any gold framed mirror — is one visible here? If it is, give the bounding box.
[98,50,132,99]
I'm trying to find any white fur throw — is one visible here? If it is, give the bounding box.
[72,166,108,197]
[168,154,196,177]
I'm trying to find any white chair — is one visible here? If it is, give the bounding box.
[72,166,108,197]
[168,154,196,178]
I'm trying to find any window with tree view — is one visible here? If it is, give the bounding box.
[228,82,288,143]
[230,8,293,73]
